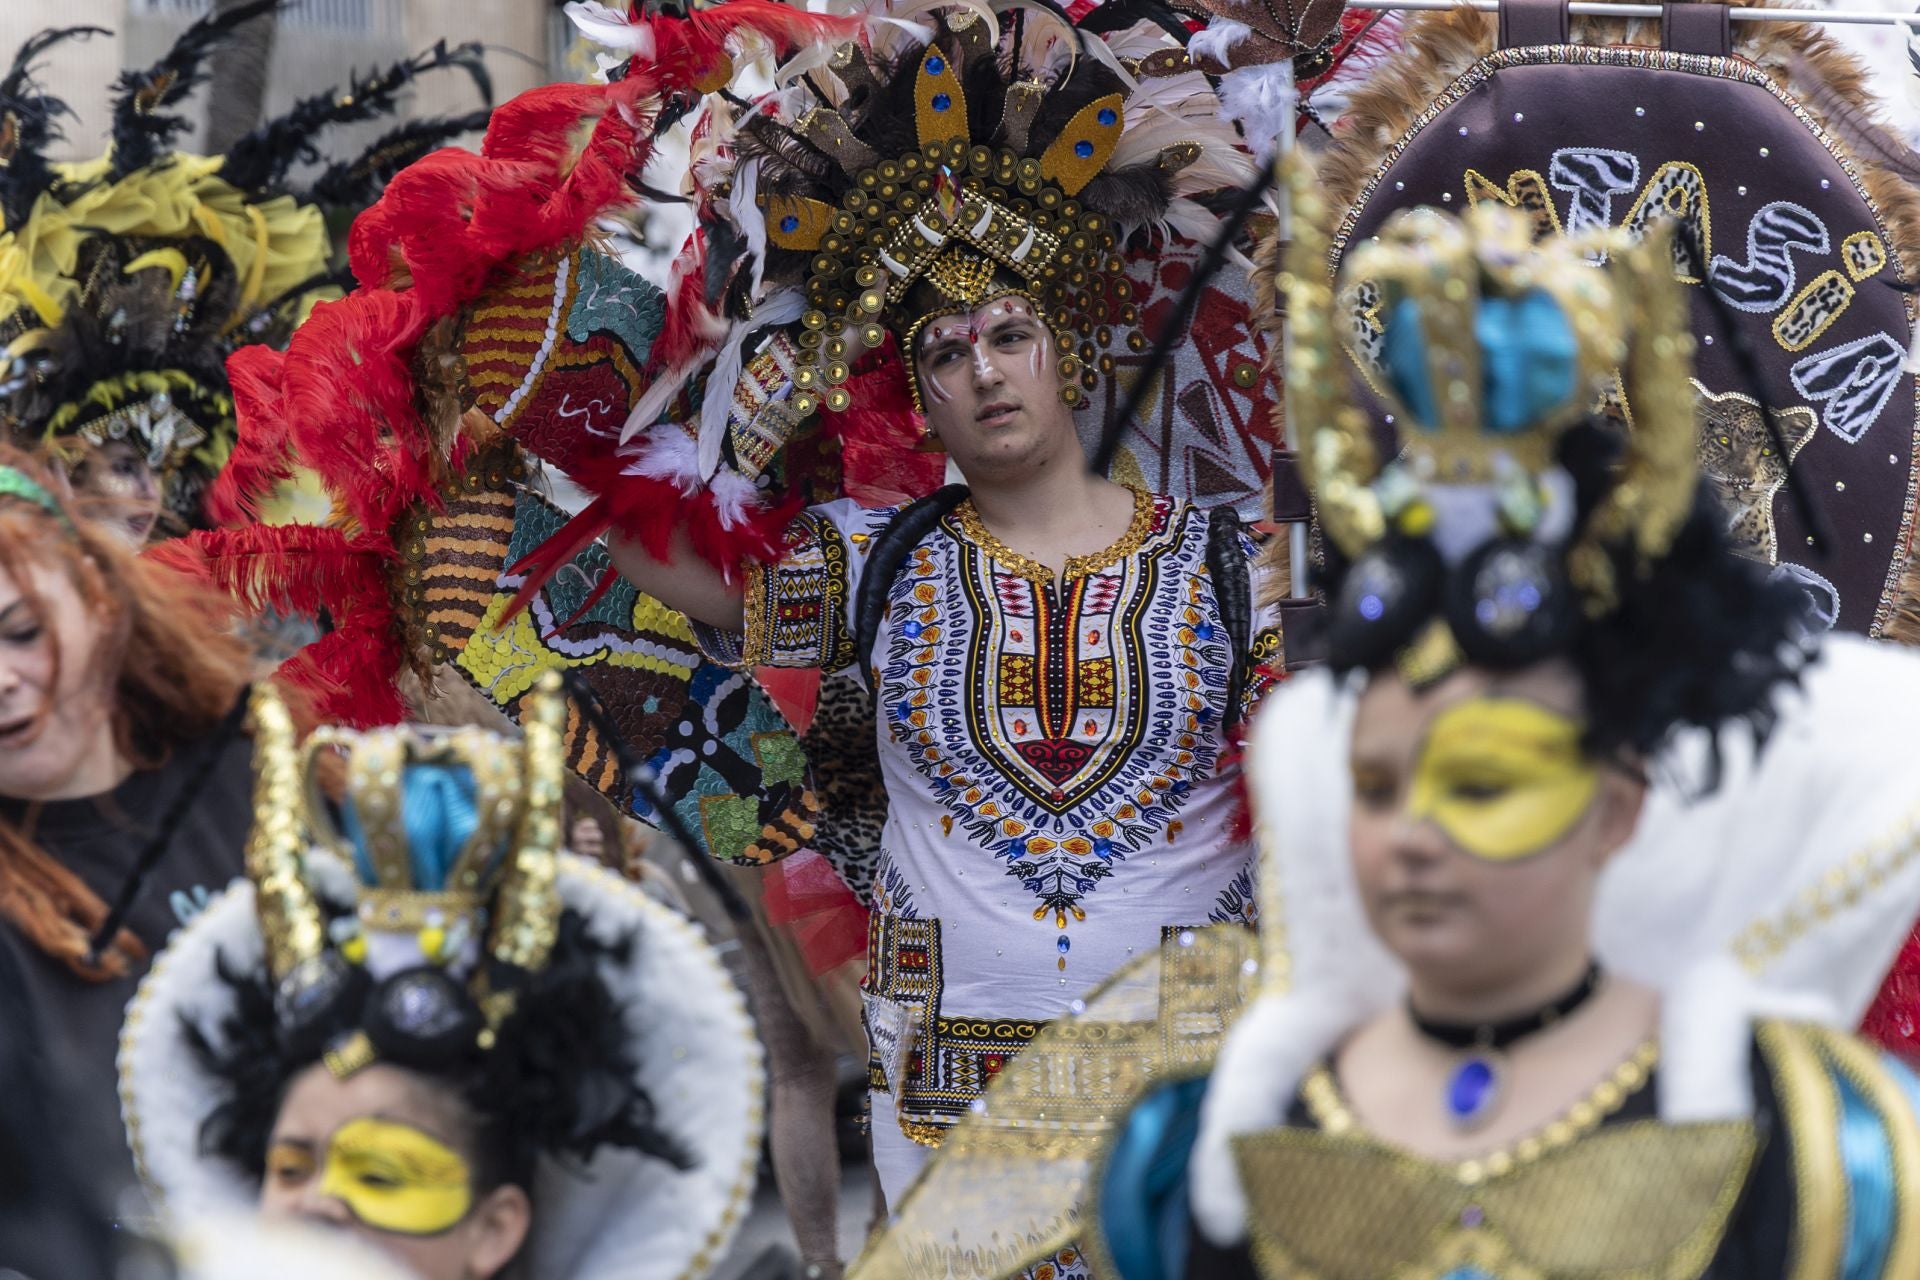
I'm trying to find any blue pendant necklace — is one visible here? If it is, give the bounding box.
[1408,962,1603,1133]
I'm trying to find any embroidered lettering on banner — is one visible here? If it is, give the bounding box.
[1342,280,1386,373]
[1772,270,1854,353]
[1622,162,1711,281]
[1842,230,1889,282]
[1789,331,1905,443]
[1464,168,1563,242]
[1547,148,1640,256]
[1709,202,1831,314]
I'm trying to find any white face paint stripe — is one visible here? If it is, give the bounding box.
[918,296,1046,406]
[922,316,971,405]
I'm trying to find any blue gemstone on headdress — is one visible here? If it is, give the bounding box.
[894,699,913,722]
[1092,837,1113,859]
[926,55,946,74]
[780,215,799,233]
[1447,1057,1499,1121]
[1360,593,1385,621]
[933,93,952,112]
[902,619,925,639]
[1194,621,1215,640]
[1097,108,1117,126]
[1074,140,1094,158]
[1057,935,1072,954]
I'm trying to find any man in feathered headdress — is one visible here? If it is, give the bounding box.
[546,5,1301,1205]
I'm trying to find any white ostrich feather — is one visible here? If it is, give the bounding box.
[565,1,657,56]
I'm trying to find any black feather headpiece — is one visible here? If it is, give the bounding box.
[2,235,240,532]
[108,0,280,179]
[307,108,495,211]
[0,27,109,231]
[220,39,494,196]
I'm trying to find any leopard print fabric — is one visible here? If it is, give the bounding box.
[802,671,886,902]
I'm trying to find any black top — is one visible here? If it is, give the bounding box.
[0,728,254,1274]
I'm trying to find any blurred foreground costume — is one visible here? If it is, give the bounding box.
[0,9,489,537]
[1288,0,1920,1067]
[118,676,763,1279]
[850,179,1920,1280]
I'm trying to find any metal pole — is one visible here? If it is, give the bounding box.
[1350,0,1920,24]
[1275,58,1311,597]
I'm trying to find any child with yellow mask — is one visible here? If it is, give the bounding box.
[117,678,766,1280]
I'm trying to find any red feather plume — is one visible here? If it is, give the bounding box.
[149,524,407,726]
[205,343,297,524]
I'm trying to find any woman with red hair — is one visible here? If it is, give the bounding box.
[0,448,256,1267]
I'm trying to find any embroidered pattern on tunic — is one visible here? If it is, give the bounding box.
[741,510,858,671]
[878,496,1230,928]
[1208,866,1259,928]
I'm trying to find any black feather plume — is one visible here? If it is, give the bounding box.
[306,109,493,210]
[0,27,109,231]
[221,40,493,195]
[109,0,282,179]
[1080,164,1175,230]
[735,114,833,197]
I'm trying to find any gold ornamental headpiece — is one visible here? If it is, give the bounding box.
[1281,159,1700,682]
[751,12,1230,413]
[245,674,567,1076]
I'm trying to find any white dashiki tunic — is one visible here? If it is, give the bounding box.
[714,486,1280,1199]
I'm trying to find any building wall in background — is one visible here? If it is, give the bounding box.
[1,0,569,167]
[0,2,125,167]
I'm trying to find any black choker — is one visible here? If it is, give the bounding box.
[1409,962,1604,1051]
[1411,963,1603,1132]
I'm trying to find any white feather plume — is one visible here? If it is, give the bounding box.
[566,0,657,57]
[1187,18,1254,69]
[620,428,702,490]
[1216,63,1300,162]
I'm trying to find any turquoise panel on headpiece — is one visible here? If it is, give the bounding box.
[1381,291,1578,436]
[1835,1065,1896,1280]
[342,763,484,891]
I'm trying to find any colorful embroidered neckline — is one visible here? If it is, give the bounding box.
[951,486,1156,582]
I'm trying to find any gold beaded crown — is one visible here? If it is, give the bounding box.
[1286,161,1700,613]
[749,11,1235,413]
[245,674,567,1071]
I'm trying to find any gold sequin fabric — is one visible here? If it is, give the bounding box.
[1234,1115,1756,1280]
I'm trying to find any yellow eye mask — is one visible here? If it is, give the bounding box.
[314,1116,474,1237]
[1406,698,1600,862]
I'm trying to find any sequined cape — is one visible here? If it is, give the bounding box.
[1099,1021,1920,1280]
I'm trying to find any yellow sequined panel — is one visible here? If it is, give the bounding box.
[853,927,1257,1280]
[1036,95,1126,197]
[1234,1119,1756,1280]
